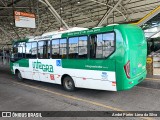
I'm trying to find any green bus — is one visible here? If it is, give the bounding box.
[10,24,147,91]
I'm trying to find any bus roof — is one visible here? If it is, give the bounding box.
[42,27,88,37]
[15,24,122,42]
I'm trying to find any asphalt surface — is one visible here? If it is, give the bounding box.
[0,62,160,120]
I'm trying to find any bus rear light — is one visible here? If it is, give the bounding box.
[112,82,116,86]
[124,61,130,79]
[57,75,61,78]
[50,74,54,80]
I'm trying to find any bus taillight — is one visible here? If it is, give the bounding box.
[124,61,130,79]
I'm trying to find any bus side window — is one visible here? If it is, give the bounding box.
[13,46,18,58]
[48,41,51,59]
[12,42,26,59]
[17,42,25,58]
[38,41,49,59]
[31,42,37,58]
[26,42,38,59]
[68,36,88,59]
[102,33,115,58]
[52,39,60,59]
[69,37,78,59]
[26,42,32,58]
[60,39,67,59]
[90,32,115,59]
[78,36,87,58]
[90,35,97,58]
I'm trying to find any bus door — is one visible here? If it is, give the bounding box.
[25,42,38,80]
[90,35,97,58]
[12,42,26,78]
[37,41,56,83]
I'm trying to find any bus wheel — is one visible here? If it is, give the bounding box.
[63,76,75,91]
[16,70,23,81]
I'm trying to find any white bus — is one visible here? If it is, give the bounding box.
[10,24,147,91]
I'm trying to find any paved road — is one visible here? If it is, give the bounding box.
[0,64,160,120]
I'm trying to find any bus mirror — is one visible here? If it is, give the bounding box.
[10,58,15,62]
[11,53,15,59]
[10,53,19,62]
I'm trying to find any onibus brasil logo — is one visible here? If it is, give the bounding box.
[32,60,53,73]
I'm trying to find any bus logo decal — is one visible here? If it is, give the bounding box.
[32,60,54,73]
[56,60,61,66]
[101,72,108,80]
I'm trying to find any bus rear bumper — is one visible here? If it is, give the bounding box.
[121,70,147,91]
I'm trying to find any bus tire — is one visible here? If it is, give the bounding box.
[63,76,75,92]
[16,70,23,81]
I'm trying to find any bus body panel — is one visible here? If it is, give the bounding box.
[11,59,117,91]
[114,24,147,91]
[125,26,147,79]
[112,29,126,91]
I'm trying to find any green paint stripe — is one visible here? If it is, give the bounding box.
[14,59,29,67]
[62,59,115,71]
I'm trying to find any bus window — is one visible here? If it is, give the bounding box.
[68,36,88,59]
[69,37,78,58]
[90,35,97,58]
[102,33,115,58]
[38,41,48,59]
[31,42,37,58]
[90,32,115,58]
[12,42,25,59]
[78,36,87,58]
[26,42,32,58]
[52,39,60,59]
[17,42,25,58]
[45,41,50,59]
[60,39,67,58]
[96,34,103,58]
[13,44,18,58]
[48,41,51,58]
